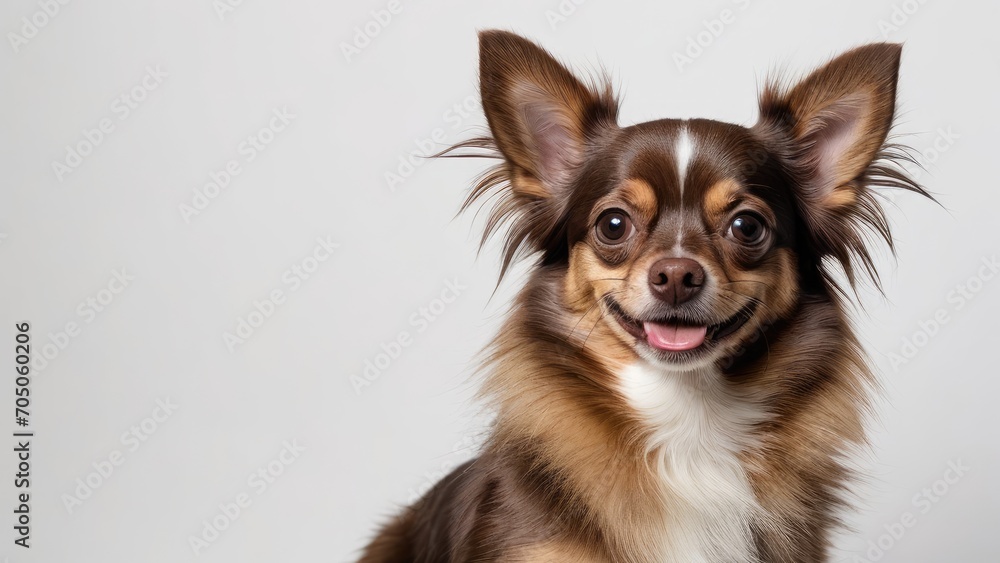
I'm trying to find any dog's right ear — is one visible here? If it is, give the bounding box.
[478,30,618,201]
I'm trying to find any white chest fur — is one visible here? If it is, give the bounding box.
[618,363,765,563]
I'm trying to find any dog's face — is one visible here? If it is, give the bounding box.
[561,120,801,369]
[473,31,909,370]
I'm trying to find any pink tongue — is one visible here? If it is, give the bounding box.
[643,322,707,351]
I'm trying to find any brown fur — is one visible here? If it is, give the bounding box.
[360,31,930,562]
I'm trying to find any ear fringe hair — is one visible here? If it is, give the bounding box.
[758,75,936,301]
[433,137,527,282]
[434,71,617,284]
[821,140,936,301]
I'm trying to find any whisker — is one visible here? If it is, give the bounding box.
[758,323,772,373]
[716,287,777,319]
[575,289,630,350]
[566,296,606,339]
[581,291,626,350]
[719,279,771,288]
[581,314,603,350]
[565,288,624,342]
[714,290,774,370]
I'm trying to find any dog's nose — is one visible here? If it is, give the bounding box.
[648,257,705,305]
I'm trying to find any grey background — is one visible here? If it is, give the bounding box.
[1,0,997,561]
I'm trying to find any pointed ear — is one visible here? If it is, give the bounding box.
[757,43,902,210]
[755,43,914,289]
[478,30,618,200]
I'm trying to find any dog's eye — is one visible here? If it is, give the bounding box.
[730,214,766,244]
[596,210,633,244]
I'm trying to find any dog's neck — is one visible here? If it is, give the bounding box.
[617,362,765,562]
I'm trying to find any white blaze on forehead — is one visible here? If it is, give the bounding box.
[675,126,695,195]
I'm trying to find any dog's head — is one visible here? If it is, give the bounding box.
[465,30,923,370]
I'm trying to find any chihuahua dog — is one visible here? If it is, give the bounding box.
[361,30,928,562]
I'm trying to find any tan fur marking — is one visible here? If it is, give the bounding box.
[620,178,658,220]
[511,168,550,199]
[824,185,858,208]
[564,243,638,368]
[703,178,741,220]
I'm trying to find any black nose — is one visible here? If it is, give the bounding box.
[648,257,706,305]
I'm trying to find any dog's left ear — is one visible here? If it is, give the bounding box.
[755,43,907,284]
[758,43,901,209]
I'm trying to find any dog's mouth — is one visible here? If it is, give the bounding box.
[605,298,757,353]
